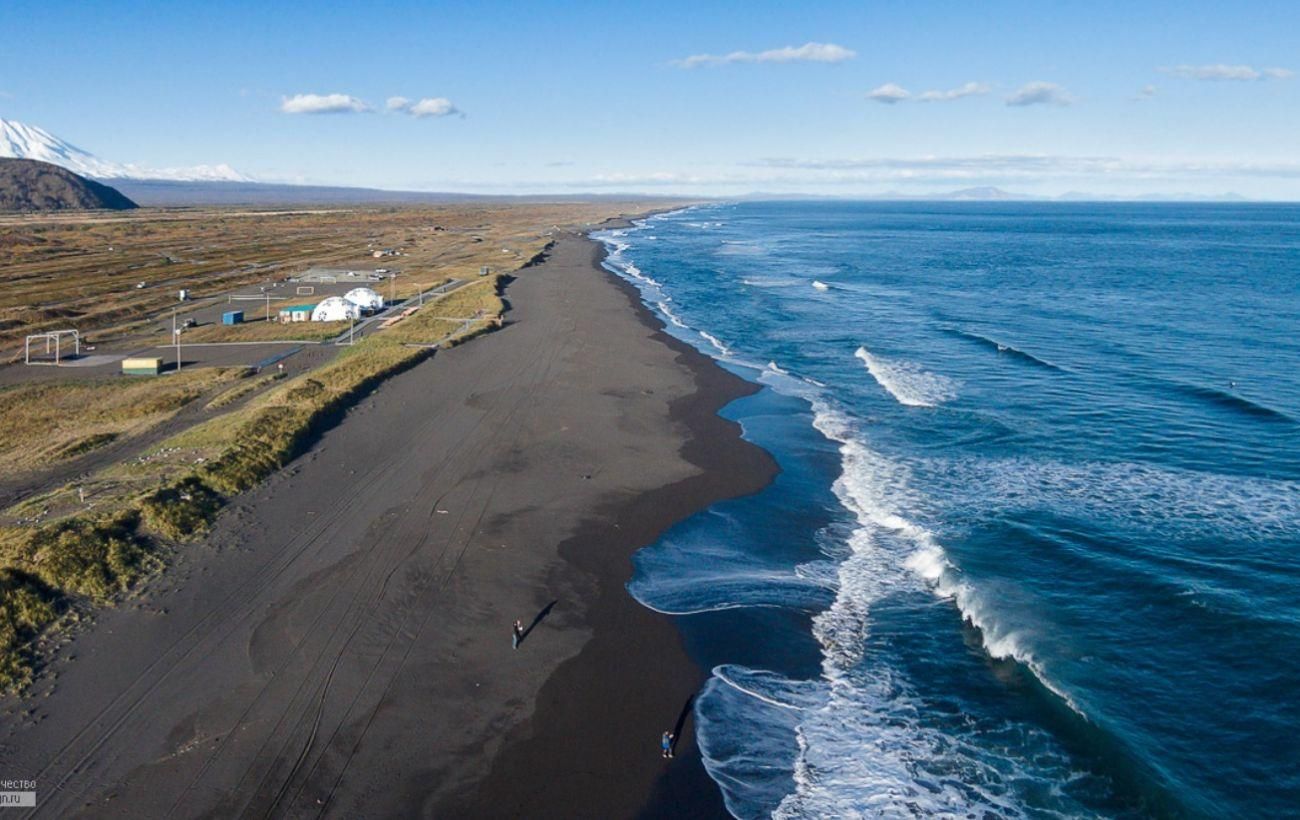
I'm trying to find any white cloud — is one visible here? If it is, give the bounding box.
[1134,84,1158,101]
[1006,82,1074,107]
[868,81,990,105]
[1160,64,1293,81]
[867,83,910,104]
[916,81,991,102]
[673,42,855,68]
[280,93,372,114]
[386,96,462,118]
[408,97,460,118]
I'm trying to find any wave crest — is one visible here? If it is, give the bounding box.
[855,347,959,407]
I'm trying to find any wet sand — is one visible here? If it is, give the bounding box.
[0,232,774,817]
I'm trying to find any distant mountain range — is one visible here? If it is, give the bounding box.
[0,118,248,183]
[0,117,1259,206]
[0,157,138,211]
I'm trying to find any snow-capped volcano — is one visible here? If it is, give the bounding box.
[0,118,250,182]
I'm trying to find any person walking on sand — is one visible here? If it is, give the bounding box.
[512,619,524,650]
[662,731,675,759]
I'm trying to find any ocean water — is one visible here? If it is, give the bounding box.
[594,202,1300,819]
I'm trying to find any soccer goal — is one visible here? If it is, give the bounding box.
[25,329,80,365]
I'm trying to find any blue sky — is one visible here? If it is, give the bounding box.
[2,0,1298,197]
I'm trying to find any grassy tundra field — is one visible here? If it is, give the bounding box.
[0,201,678,689]
[0,203,630,352]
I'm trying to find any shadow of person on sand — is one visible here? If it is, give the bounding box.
[670,694,694,757]
[518,599,558,646]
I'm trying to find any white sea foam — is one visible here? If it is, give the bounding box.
[855,346,958,407]
[732,399,1085,816]
[757,361,821,400]
[935,457,1300,543]
[742,276,801,288]
[600,215,1088,817]
[906,542,1086,715]
[718,240,767,256]
[594,226,742,361]
[699,330,731,357]
[812,280,830,291]
[656,301,689,329]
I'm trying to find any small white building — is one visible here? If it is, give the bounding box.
[344,287,384,313]
[311,296,362,322]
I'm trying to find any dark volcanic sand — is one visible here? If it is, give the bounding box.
[0,233,774,818]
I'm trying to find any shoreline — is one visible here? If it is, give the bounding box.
[447,233,777,817]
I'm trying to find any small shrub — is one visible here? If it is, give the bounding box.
[286,379,326,403]
[17,512,151,601]
[0,569,61,691]
[140,476,223,539]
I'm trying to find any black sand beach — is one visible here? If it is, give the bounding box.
[0,231,774,817]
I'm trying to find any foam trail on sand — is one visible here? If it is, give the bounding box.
[855,346,958,407]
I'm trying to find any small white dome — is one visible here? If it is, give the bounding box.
[311,296,362,322]
[344,287,384,311]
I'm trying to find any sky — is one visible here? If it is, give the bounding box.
[1,0,1298,197]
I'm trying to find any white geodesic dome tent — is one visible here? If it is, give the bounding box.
[311,296,363,322]
[344,287,384,312]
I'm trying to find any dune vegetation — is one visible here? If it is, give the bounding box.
[0,367,243,474]
[0,264,514,689]
[0,202,668,691]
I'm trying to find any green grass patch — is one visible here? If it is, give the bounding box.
[53,431,120,459]
[0,368,240,474]
[0,569,61,691]
[385,276,506,345]
[204,371,284,411]
[0,510,153,602]
[140,477,223,540]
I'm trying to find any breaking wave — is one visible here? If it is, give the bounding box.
[855,347,959,407]
[599,203,1143,817]
[688,394,1097,817]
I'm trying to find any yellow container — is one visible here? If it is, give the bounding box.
[122,357,163,375]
